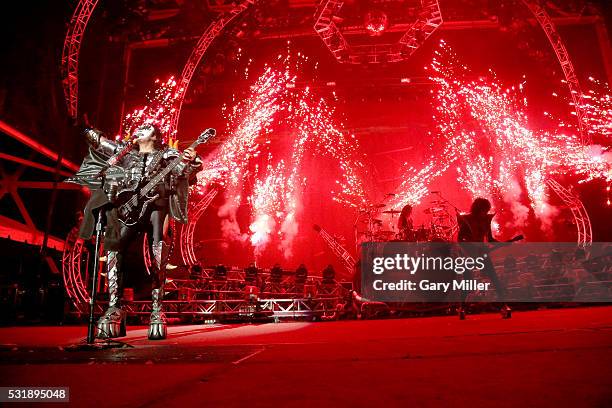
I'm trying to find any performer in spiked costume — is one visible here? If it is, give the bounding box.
[69,123,202,340]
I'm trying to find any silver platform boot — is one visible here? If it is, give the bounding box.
[96,251,127,338]
[148,242,168,340]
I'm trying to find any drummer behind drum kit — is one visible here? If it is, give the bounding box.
[354,195,458,245]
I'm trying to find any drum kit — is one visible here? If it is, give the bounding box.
[354,195,458,246]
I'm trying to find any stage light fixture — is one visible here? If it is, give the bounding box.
[364,10,388,37]
[214,264,228,280]
[245,263,259,283]
[322,264,336,284]
[270,264,283,283]
[189,263,203,279]
[295,264,308,285]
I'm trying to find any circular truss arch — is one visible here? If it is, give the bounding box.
[547,179,593,246]
[179,188,219,266]
[520,0,591,147]
[514,2,593,244]
[61,0,100,120]
[166,0,255,137]
[61,235,90,313]
[61,0,598,305]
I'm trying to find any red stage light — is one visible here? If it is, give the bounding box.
[364,10,388,36]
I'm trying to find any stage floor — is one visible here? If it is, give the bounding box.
[1,307,611,407]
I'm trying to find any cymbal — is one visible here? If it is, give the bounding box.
[382,209,401,214]
[424,208,445,214]
[374,231,396,238]
[359,203,386,212]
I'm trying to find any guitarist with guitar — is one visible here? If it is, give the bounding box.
[70,123,214,340]
[457,197,520,320]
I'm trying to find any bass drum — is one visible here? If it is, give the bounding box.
[414,226,430,242]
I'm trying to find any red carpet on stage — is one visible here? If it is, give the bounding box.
[1,307,611,407]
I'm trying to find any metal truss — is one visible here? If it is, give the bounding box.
[63,265,348,319]
[392,0,443,62]
[0,120,80,253]
[179,188,218,265]
[118,296,343,319]
[547,179,592,246]
[314,0,442,64]
[61,233,90,312]
[167,0,255,136]
[521,0,590,146]
[313,1,351,61]
[61,0,100,119]
[163,275,344,297]
[259,297,342,318]
[61,240,352,317]
[314,224,355,277]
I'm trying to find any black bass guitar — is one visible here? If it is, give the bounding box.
[116,128,215,226]
[490,235,524,251]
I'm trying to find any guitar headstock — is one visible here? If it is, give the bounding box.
[195,128,216,146]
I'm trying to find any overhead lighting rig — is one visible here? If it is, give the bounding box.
[314,0,442,64]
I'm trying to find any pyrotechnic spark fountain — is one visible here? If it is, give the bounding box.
[391,40,610,233]
[192,51,368,258]
[249,160,287,252]
[196,65,290,191]
[294,96,369,209]
[124,38,609,251]
[581,77,612,139]
[551,77,612,139]
[122,77,182,143]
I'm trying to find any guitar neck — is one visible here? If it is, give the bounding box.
[140,140,199,197]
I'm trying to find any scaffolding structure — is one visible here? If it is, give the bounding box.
[61,0,100,119]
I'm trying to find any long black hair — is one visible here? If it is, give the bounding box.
[470,197,491,215]
[399,204,412,219]
[398,204,413,229]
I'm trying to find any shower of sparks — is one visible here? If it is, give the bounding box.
[391,40,611,231]
[248,160,289,252]
[122,77,182,142]
[197,64,289,246]
[195,51,368,257]
[551,77,612,139]
[548,77,612,184]
[295,96,369,209]
[581,77,612,138]
[196,66,287,190]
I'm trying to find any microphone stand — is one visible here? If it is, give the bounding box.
[86,203,109,345]
[68,152,132,351]
[87,141,134,340]
[431,191,463,214]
